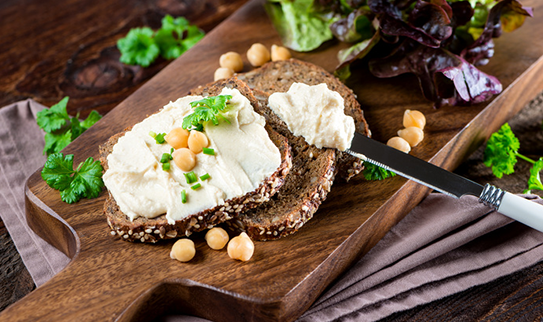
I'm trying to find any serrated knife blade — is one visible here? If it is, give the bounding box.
[347,132,543,232]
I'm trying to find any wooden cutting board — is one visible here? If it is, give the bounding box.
[3,0,543,321]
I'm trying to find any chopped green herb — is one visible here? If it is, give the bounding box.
[155,133,167,144]
[160,152,173,163]
[149,131,157,138]
[184,171,198,184]
[202,147,215,155]
[162,162,171,171]
[181,190,187,203]
[182,95,232,130]
[200,173,210,181]
[41,153,104,204]
[191,183,202,190]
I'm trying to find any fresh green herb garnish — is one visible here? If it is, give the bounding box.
[191,183,202,190]
[200,173,210,181]
[181,190,187,203]
[160,152,173,163]
[363,162,396,181]
[154,15,205,60]
[117,27,160,67]
[202,147,215,155]
[182,95,232,130]
[483,123,543,193]
[184,171,198,184]
[159,148,174,170]
[156,133,167,144]
[37,97,102,156]
[41,153,104,204]
[117,15,204,67]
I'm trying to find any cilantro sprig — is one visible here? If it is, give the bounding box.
[41,153,104,204]
[37,97,102,156]
[363,162,396,181]
[117,15,205,67]
[182,95,232,130]
[483,123,543,194]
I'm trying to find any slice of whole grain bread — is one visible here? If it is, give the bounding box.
[226,89,336,240]
[100,78,292,243]
[237,58,370,182]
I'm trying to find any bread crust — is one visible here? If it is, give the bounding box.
[100,79,292,243]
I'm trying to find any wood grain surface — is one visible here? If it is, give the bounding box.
[1,0,543,321]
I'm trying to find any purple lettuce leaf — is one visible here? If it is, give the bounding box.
[461,0,533,65]
[368,0,453,48]
[369,38,502,107]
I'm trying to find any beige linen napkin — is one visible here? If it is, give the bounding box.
[1,99,543,321]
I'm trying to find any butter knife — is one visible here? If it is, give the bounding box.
[347,132,543,232]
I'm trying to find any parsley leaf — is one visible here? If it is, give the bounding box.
[526,158,543,193]
[154,15,205,60]
[117,27,160,67]
[37,97,102,156]
[484,123,543,193]
[363,162,396,181]
[183,95,232,130]
[117,15,204,67]
[41,153,104,204]
[483,123,520,178]
[37,97,69,133]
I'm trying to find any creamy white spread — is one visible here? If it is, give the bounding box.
[102,88,281,224]
[268,83,355,151]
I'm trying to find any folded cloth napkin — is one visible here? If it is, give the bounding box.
[0,99,70,286]
[1,99,542,321]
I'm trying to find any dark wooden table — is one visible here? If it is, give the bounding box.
[1,0,543,320]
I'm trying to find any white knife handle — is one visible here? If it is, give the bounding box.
[479,184,543,232]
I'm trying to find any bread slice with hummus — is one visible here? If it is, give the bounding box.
[100,78,292,243]
[237,58,371,182]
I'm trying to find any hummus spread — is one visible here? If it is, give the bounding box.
[102,88,281,224]
[268,83,355,151]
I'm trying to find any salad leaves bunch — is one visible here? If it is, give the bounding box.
[265,0,532,107]
[483,123,543,193]
[117,15,205,67]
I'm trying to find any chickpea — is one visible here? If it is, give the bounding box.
[188,130,209,154]
[219,52,244,72]
[214,67,234,81]
[398,126,424,147]
[403,109,426,130]
[387,136,411,153]
[170,238,196,262]
[227,232,254,261]
[172,148,197,172]
[205,227,229,250]
[165,127,189,149]
[271,44,291,61]
[247,43,270,67]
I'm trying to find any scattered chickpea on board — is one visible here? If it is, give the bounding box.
[227,232,255,262]
[170,238,196,262]
[387,110,427,153]
[214,44,291,81]
[205,227,230,250]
